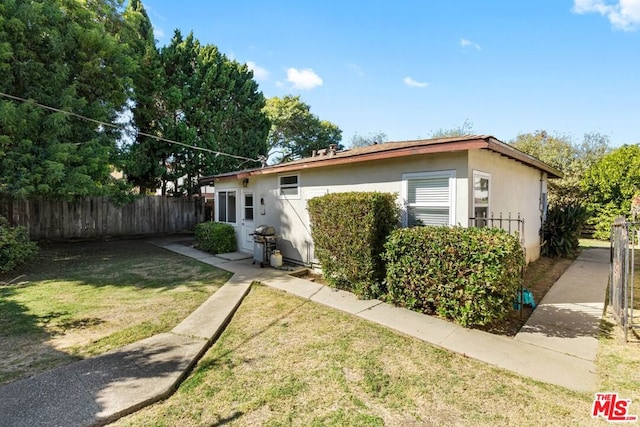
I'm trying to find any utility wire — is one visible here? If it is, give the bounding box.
[0,91,262,164]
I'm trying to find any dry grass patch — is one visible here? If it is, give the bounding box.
[114,284,599,427]
[597,318,640,406]
[0,239,231,385]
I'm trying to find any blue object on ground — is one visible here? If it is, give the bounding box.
[514,288,536,310]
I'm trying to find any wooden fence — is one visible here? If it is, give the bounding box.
[0,196,205,240]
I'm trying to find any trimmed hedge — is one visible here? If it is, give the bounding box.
[195,221,237,254]
[308,192,399,299]
[0,216,38,274]
[383,226,524,327]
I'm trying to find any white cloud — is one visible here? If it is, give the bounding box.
[460,38,482,50]
[286,68,323,90]
[348,63,365,77]
[403,76,429,88]
[573,0,640,31]
[246,61,270,81]
[153,28,165,39]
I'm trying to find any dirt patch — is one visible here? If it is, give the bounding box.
[293,270,328,286]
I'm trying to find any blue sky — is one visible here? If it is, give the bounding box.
[143,0,640,147]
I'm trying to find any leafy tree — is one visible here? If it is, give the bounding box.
[510,130,610,205]
[582,145,640,238]
[0,0,134,200]
[350,131,387,148]
[264,95,342,163]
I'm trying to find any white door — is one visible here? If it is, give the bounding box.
[241,191,255,251]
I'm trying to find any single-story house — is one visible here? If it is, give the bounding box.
[200,135,562,264]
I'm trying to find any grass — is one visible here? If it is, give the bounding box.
[590,238,640,423]
[0,239,231,385]
[597,317,640,418]
[3,238,630,425]
[579,238,610,249]
[113,284,603,427]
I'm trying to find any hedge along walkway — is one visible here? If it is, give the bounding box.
[163,243,608,392]
[248,249,609,392]
[0,244,608,427]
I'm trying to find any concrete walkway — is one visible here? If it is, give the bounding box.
[0,243,609,426]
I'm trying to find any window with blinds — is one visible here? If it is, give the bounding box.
[403,171,455,226]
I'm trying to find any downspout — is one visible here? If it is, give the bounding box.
[539,171,548,248]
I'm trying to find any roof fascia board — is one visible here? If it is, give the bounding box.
[212,139,488,183]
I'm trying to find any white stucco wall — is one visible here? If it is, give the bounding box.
[215,148,547,265]
[216,152,469,265]
[468,149,546,262]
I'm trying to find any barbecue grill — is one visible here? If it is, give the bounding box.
[251,225,277,267]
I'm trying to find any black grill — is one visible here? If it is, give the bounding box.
[251,225,277,267]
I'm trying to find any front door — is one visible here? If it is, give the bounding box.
[241,191,255,251]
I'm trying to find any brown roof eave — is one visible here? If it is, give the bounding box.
[209,139,489,183]
[485,138,564,179]
[200,135,564,184]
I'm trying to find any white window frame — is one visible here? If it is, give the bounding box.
[472,170,491,224]
[278,173,300,199]
[216,190,238,224]
[401,170,456,227]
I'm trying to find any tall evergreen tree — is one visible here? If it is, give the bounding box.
[0,0,134,199]
[121,0,166,194]
[156,31,269,195]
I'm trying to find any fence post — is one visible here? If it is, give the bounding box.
[611,216,629,342]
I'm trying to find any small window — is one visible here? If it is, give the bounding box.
[217,190,237,224]
[244,193,254,221]
[278,174,299,198]
[473,171,490,227]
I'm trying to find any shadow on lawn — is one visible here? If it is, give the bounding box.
[0,284,80,385]
[0,239,228,387]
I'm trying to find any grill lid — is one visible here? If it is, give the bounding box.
[253,224,276,236]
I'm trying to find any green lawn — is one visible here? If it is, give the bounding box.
[0,239,231,385]
[113,284,604,427]
[3,239,634,425]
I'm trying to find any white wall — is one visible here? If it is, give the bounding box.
[216,152,469,264]
[216,149,546,264]
[468,149,546,261]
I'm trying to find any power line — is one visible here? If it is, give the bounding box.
[0,91,262,164]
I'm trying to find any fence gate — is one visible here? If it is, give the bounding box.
[610,216,640,341]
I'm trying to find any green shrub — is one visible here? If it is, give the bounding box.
[0,216,38,274]
[382,226,524,327]
[308,192,399,299]
[542,204,587,257]
[587,202,624,240]
[195,221,237,254]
